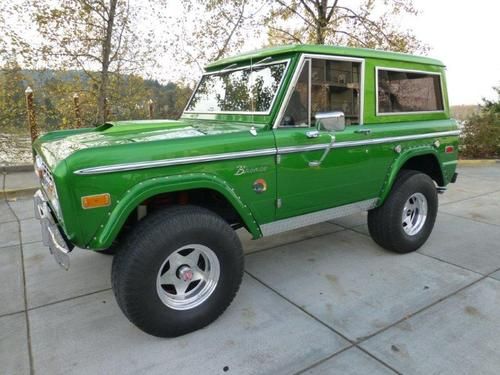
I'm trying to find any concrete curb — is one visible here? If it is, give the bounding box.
[1,164,34,173]
[458,159,499,166]
[2,187,38,200]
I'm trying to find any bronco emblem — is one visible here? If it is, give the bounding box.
[234,165,268,176]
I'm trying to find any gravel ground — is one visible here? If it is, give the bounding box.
[0,133,33,166]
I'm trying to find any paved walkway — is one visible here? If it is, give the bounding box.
[1,165,500,374]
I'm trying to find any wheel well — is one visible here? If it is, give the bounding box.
[400,154,444,186]
[117,189,245,242]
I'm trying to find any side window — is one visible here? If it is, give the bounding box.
[377,69,444,114]
[311,59,361,125]
[281,60,310,126]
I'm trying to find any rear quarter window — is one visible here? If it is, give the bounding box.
[376,68,444,114]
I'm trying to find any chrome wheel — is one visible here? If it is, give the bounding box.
[156,244,220,310]
[402,192,428,236]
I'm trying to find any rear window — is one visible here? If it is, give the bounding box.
[377,68,444,114]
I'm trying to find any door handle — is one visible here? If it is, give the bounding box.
[354,128,371,135]
[306,130,320,138]
[309,134,336,167]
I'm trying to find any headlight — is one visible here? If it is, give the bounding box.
[35,155,62,219]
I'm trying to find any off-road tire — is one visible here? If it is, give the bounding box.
[111,205,244,337]
[368,170,438,253]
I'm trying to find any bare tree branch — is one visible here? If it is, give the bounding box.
[326,0,339,21]
[332,29,370,47]
[214,0,247,60]
[268,25,305,44]
[273,0,316,28]
[299,0,318,22]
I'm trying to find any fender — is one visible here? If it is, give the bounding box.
[378,146,442,204]
[87,173,262,249]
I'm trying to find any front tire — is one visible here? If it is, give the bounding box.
[111,205,244,337]
[368,170,438,253]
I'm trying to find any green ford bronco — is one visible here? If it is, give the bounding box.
[33,45,459,337]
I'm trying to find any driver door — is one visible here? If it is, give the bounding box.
[273,56,383,219]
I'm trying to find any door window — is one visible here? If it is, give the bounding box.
[280,57,362,127]
[311,59,361,125]
[281,60,310,126]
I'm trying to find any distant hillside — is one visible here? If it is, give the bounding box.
[20,69,90,84]
[1,67,193,132]
[450,105,480,121]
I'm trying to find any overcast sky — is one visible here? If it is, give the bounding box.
[171,0,500,106]
[5,0,499,106]
[400,0,499,105]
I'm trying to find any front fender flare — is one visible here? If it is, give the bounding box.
[378,146,441,205]
[88,173,261,249]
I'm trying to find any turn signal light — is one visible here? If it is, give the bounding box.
[81,194,111,209]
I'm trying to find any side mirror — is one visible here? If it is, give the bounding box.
[315,111,345,132]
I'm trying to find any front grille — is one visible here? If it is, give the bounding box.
[35,154,61,218]
[36,156,54,193]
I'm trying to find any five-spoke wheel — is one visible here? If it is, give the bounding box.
[157,244,220,310]
[402,192,428,236]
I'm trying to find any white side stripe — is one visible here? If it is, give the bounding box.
[74,130,460,175]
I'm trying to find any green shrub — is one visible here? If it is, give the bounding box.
[460,113,500,159]
[460,86,500,159]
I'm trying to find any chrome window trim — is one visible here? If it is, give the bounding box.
[74,130,460,175]
[275,58,312,128]
[261,198,378,236]
[273,56,308,128]
[273,53,365,128]
[375,66,446,116]
[183,59,291,116]
[308,59,312,126]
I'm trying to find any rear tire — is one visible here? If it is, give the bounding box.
[368,170,438,253]
[111,205,244,337]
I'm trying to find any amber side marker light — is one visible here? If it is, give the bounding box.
[81,193,111,209]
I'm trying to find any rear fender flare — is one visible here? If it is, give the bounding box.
[378,146,441,205]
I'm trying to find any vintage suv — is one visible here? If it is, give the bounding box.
[33,45,459,337]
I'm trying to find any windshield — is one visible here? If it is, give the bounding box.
[185,61,288,114]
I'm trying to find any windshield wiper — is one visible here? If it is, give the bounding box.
[253,57,272,66]
[221,63,238,71]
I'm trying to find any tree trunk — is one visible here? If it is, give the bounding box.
[97,0,118,124]
[315,0,327,44]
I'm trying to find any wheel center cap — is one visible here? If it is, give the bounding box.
[178,266,193,282]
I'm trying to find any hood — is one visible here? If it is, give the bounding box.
[38,119,255,169]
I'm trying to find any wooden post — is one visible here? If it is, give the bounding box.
[148,99,154,119]
[73,93,82,128]
[25,86,39,143]
[104,97,110,122]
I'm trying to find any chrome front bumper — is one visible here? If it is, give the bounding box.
[33,190,73,270]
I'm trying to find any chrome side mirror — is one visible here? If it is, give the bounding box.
[315,111,345,132]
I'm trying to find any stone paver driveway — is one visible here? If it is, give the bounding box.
[1,165,500,375]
